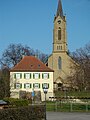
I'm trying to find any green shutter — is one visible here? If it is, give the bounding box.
[33,84,35,88]
[14,74,16,79]
[48,84,49,88]
[39,84,40,88]
[20,74,22,79]
[20,84,22,88]
[33,74,35,79]
[24,74,26,79]
[30,84,31,88]
[14,84,16,89]
[48,73,49,79]
[42,74,44,79]
[42,84,43,88]
[30,74,31,79]
[39,74,40,79]
[24,84,26,88]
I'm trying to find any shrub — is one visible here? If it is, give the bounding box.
[0,105,45,120]
[3,98,31,107]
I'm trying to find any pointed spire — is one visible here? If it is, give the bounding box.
[56,0,63,18]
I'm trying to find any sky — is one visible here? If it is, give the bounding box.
[0,0,90,58]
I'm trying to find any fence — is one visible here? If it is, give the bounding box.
[46,97,90,112]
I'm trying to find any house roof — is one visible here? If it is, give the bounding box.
[10,56,54,72]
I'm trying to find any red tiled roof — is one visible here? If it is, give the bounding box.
[10,56,54,72]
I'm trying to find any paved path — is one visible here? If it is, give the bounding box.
[47,112,90,120]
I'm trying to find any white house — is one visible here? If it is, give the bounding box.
[10,56,54,101]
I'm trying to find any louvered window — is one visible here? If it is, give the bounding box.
[58,29,61,40]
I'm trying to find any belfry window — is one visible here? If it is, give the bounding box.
[58,28,61,40]
[58,57,62,69]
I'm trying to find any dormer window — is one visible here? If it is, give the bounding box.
[31,65,33,67]
[38,64,40,68]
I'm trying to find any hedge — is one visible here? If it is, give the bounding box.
[3,98,31,107]
[0,105,45,120]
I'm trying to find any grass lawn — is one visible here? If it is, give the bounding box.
[46,90,90,112]
[46,101,90,112]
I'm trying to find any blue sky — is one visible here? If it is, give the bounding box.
[0,0,90,58]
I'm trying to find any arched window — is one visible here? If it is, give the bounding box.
[58,57,62,69]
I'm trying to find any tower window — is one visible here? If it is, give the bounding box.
[58,57,62,69]
[57,46,62,50]
[58,29,61,40]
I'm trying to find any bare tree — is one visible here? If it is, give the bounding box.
[0,67,10,99]
[0,43,48,68]
[35,49,48,63]
[69,43,90,91]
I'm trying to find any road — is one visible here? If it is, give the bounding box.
[47,112,90,120]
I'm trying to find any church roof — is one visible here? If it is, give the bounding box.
[10,56,54,72]
[56,0,63,18]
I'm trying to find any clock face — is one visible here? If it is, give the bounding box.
[58,20,61,24]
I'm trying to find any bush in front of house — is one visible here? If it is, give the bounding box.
[3,98,31,107]
[0,105,45,120]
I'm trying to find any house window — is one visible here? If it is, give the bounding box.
[33,83,40,89]
[58,57,62,69]
[24,73,31,79]
[24,83,31,89]
[14,73,22,79]
[58,28,61,40]
[61,46,62,50]
[42,83,49,89]
[15,83,22,89]
[42,73,49,79]
[33,73,40,79]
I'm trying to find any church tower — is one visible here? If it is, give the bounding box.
[48,0,73,90]
[53,0,67,53]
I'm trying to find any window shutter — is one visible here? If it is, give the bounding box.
[14,74,16,79]
[33,74,35,79]
[30,84,31,88]
[20,74,22,79]
[24,74,26,79]
[42,74,44,79]
[39,73,40,79]
[48,73,49,79]
[24,84,26,88]
[33,84,35,88]
[39,84,40,88]
[14,84,16,89]
[20,84,22,88]
[30,74,31,79]
[42,84,43,88]
[48,84,49,88]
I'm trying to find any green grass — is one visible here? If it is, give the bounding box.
[47,90,90,112]
[46,101,90,112]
